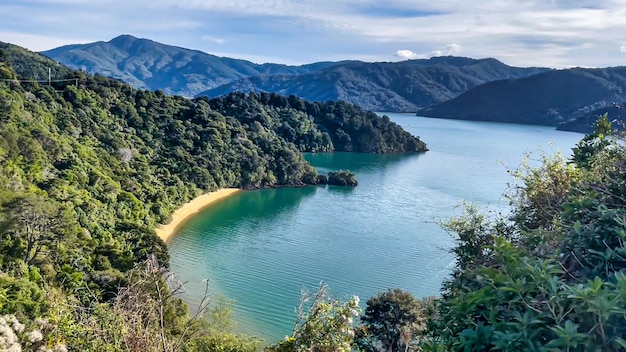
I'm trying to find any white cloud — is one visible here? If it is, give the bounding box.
[621,44,626,53]
[430,43,462,57]
[395,44,463,61]
[395,49,419,60]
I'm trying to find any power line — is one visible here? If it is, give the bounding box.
[0,78,79,83]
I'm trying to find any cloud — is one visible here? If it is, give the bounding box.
[395,44,462,61]
[430,43,462,57]
[395,49,419,60]
[621,45,626,53]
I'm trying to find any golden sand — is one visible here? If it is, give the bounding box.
[155,188,241,243]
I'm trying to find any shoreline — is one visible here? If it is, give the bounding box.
[156,188,241,243]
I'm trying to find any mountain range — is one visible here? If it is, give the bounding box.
[419,67,626,132]
[42,35,626,132]
[42,35,349,97]
[42,35,547,112]
[198,57,549,112]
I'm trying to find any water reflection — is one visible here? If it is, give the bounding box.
[186,186,318,233]
[304,152,424,174]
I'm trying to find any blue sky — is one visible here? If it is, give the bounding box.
[1,0,625,67]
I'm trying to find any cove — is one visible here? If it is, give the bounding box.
[167,114,584,342]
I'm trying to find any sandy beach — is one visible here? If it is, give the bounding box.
[156,188,241,243]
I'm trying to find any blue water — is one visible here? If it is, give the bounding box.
[168,114,583,342]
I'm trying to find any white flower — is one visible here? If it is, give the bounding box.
[27,330,44,343]
[0,323,19,346]
[7,315,24,333]
[6,344,22,352]
[53,344,68,352]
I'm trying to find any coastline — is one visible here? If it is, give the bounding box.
[156,188,241,243]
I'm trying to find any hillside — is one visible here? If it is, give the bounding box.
[42,35,349,97]
[557,103,626,133]
[200,57,548,112]
[419,67,626,125]
[0,41,425,350]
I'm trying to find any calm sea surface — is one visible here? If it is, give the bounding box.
[168,114,583,342]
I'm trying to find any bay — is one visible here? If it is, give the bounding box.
[167,114,583,342]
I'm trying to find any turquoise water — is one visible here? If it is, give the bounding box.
[167,114,583,342]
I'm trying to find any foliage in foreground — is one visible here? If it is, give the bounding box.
[266,283,361,352]
[427,115,626,351]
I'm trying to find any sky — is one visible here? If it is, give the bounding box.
[1,0,626,68]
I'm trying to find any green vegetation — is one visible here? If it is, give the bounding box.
[327,170,358,186]
[356,289,433,351]
[207,91,427,153]
[420,115,626,351]
[0,42,425,351]
[3,40,625,351]
[266,283,361,352]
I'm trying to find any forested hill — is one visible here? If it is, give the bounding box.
[42,34,350,97]
[419,67,626,126]
[0,41,425,349]
[206,91,427,153]
[199,57,548,112]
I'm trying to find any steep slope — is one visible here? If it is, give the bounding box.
[42,35,348,97]
[419,67,626,125]
[200,57,548,112]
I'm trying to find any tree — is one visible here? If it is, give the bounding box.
[1,194,63,265]
[571,114,613,169]
[357,289,424,352]
[267,283,360,352]
[327,170,358,186]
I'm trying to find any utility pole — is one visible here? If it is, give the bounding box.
[48,67,51,86]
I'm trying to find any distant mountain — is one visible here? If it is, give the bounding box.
[42,35,348,97]
[43,36,548,111]
[419,67,626,126]
[557,103,626,133]
[199,57,548,112]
